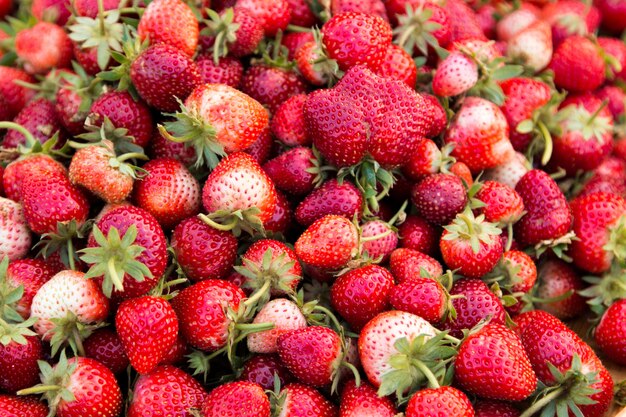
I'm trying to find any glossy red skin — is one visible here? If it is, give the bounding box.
[138,0,199,57]
[376,44,417,87]
[15,22,72,75]
[595,299,626,365]
[171,216,238,282]
[133,158,201,230]
[7,258,56,319]
[446,0,488,42]
[474,400,520,417]
[264,191,293,235]
[295,179,363,226]
[280,383,338,417]
[128,365,208,417]
[263,147,317,196]
[55,87,85,135]
[236,0,291,37]
[130,43,201,112]
[83,329,130,375]
[549,36,606,92]
[203,381,270,417]
[340,379,397,417]
[0,67,35,120]
[0,395,48,417]
[389,248,443,284]
[513,170,573,246]
[243,125,274,165]
[499,77,552,152]
[412,174,468,226]
[455,323,536,401]
[271,94,310,147]
[3,155,65,203]
[149,128,198,167]
[442,279,506,338]
[277,326,342,387]
[283,32,314,60]
[595,0,626,33]
[172,279,245,351]
[502,250,537,294]
[402,138,442,183]
[536,259,587,320]
[475,180,524,224]
[406,386,474,417]
[287,0,316,26]
[330,265,394,331]
[596,85,625,119]
[89,91,153,149]
[440,226,504,279]
[3,99,66,148]
[196,56,244,88]
[422,93,447,138]
[241,65,307,115]
[390,277,447,324]
[321,12,391,72]
[397,215,440,256]
[0,336,43,393]
[204,7,264,57]
[88,206,168,299]
[73,42,101,75]
[240,354,294,390]
[159,334,189,366]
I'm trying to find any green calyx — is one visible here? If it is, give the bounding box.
[527,230,578,262]
[377,332,458,404]
[0,256,25,324]
[337,157,396,218]
[0,316,37,346]
[97,25,147,97]
[442,208,502,254]
[79,225,153,298]
[520,354,601,417]
[309,28,342,86]
[201,8,241,65]
[35,220,91,271]
[47,311,105,357]
[580,264,626,317]
[556,101,612,143]
[17,350,78,417]
[76,115,146,156]
[198,208,265,238]
[394,4,442,57]
[603,214,626,266]
[158,99,223,170]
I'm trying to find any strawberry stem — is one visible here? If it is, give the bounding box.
[0,122,37,148]
[66,238,76,271]
[17,385,63,395]
[243,279,272,310]
[519,386,565,417]
[72,327,86,357]
[537,120,553,165]
[505,223,513,252]
[414,359,440,389]
[198,214,238,232]
[107,257,124,292]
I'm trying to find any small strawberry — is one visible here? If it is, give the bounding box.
[506,20,553,72]
[262,147,318,197]
[359,219,399,262]
[0,395,48,417]
[0,198,31,261]
[535,259,586,320]
[389,248,443,284]
[15,22,72,75]
[0,324,43,394]
[432,51,479,98]
[594,299,626,365]
[475,180,525,225]
[411,173,468,226]
[6,258,55,319]
[203,381,270,417]
[376,44,417,87]
[273,383,338,417]
[241,64,308,116]
[83,328,130,375]
[0,67,34,120]
[3,154,66,203]
[201,7,264,61]
[295,179,363,227]
[138,0,199,57]
[295,215,359,271]
[397,215,439,255]
[496,6,539,41]
[389,276,453,324]
[339,379,398,417]
[483,151,530,189]
[542,0,600,46]
[549,35,606,92]
[405,386,474,417]
[270,94,310,147]
[3,99,66,149]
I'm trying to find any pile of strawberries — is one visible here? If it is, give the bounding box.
[1,0,626,415]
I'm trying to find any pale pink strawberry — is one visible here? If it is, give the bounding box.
[432,52,478,98]
[0,198,31,261]
[360,219,398,262]
[247,298,307,354]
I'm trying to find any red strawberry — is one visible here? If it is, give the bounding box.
[276,383,338,417]
[83,328,130,375]
[405,386,474,417]
[295,40,329,87]
[389,277,451,324]
[240,354,294,390]
[3,99,66,149]
[138,0,199,57]
[18,355,122,417]
[330,265,394,331]
[241,65,307,116]
[0,395,48,417]
[389,248,443,284]
[127,365,208,417]
[203,381,270,417]
[475,180,524,225]
[339,379,397,417]
[496,6,539,41]
[397,215,439,255]
[0,198,32,261]
[598,37,626,81]
[243,125,273,165]
[549,36,606,92]
[455,323,537,401]
[263,147,318,196]
[542,0,600,46]
[201,152,277,235]
[445,97,514,174]
[15,22,72,74]
[149,127,198,167]
[494,249,537,301]
[402,138,445,182]
[6,259,55,318]
[445,0,487,42]
[247,298,307,354]
[596,85,625,119]
[442,278,506,337]
[295,179,363,227]
[201,7,264,59]
[196,55,244,88]
[432,52,478,98]
[595,0,626,33]
[0,67,34,120]
[236,0,291,37]
[31,0,71,24]
[535,259,586,320]
[513,169,573,247]
[73,0,119,17]
[3,154,65,203]
[133,158,201,230]
[264,191,293,235]
[284,31,314,60]
[130,43,201,112]
[0,333,43,393]
[171,279,245,351]
[594,299,626,365]
[270,94,310,147]
[376,44,417,88]
[277,326,342,387]
[295,215,359,271]
[115,296,178,374]
[411,173,468,226]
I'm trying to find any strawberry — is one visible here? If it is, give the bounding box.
[595,0,626,33]
[321,12,392,72]
[455,323,537,401]
[243,125,273,165]
[127,365,208,417]
[569,192,626,274]
[115,296,178,374]
[196,55,244,88]
[15,22,72,75]
[0,395,48,417]
[359,219,399,262]
[542,0,600,47]
[18,354,122,417]
[295,215,359,271]
[203,381,270,417]
[389,248,443,284]
[132,157,201,230]
[405,386,474,417]
[445,97,514,174]
[83,328,130,375]
[236,0,291,37]
[73,0,119,17]
[506,20,553,72]
[483,151,530,189]
[0,67,34,120]
[475,181,524,225]
[596,85,625,119]
[277,326,342,387]
[474,400,520,417]
[0,198,32,261]
[440,208,503,279]
[201,152,277,235]
[0,331,43,394]
[496,6,539,41]
[240,354,294,390]
[376,44,417,88]
[31,0,71,24]
[262,147,318,196]
[295,40,329,87]
[241,65,307,116]
[130,43,201,112]
[274,383,338,417]
[3,154,66,203]
[201,7,264,60]
[287,0,316,26]
[171,279,245,351]
[535,259,586,320]
[513,169,573,248]
[283,31,314,60]
[295,179,363,227]
[402,138,445,182]
[594,299,626,365]
[270,94,311,147]
[81,205,168,299]
[149,128,198,167]
[598,37,626,81]
[21,168,90,235]
[442,278,506,337]
[68,141,136,204]
[488,250,537,311]
[171,216,238,282]
[330,265,394,331]
[432,52,479,98]
[339,379,397,417]
[3,99,66,149]
[549,35,606,92]
[389,277,452,324]
[6,258,55,318]
[138,0,199,57]
[247,298,307,354]
[445,0,487,43]
[411,173,468,226]
[397,215,439,255]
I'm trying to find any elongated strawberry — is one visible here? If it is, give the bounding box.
[203,381,270,417]
[295,179,363,227]
[405,386,474,417]
[138,0,198,57]
[295,215,359,271]
[0,198,31,261]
